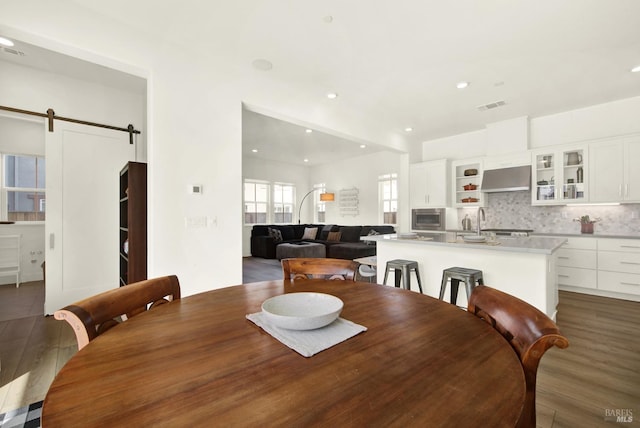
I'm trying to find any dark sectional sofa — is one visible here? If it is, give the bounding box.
[250,224,395,260]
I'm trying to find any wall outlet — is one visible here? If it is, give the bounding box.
[632,211,639,220]
[561,211,569,219]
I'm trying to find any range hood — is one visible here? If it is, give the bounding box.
[480,165,531,193]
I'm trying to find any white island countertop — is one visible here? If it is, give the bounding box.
[363,233,567,255]
[367,233,567,319]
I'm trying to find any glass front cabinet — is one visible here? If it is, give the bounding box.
[532,145,588,205]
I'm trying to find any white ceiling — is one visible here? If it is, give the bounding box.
[242,108,390,167]
[0,40,146,95]
[5,0,640,166]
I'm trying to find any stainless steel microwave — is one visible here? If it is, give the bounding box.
[411,208,446,231]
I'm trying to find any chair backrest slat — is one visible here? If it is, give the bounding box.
[54,275,181,350]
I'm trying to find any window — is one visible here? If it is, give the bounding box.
[313,183,327,223]
[244,180,269,224]
[3,154,45,222]
[379,173,398,225]
[273,183,294,224]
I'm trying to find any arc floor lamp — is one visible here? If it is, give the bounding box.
[298,189,334,224]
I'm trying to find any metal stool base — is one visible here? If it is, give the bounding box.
[439,267,484,306]
[383,259,423,293]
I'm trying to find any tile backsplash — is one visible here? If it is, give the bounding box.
[457,191,640,235]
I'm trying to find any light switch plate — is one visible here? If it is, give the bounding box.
[185,216,207,228]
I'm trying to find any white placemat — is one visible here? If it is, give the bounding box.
[246,312,367,357]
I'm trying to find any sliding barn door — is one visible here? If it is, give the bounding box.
[45,122,136,314]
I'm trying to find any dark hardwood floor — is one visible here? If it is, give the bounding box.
[242,256,283,283]
[0,281,76,413]
[1,263,638,427]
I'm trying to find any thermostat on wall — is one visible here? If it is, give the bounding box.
[189,184,203,194]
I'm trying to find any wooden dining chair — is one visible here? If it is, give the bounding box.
[282,258,358,281]
[54,275,181,350]
[467,285,569,428]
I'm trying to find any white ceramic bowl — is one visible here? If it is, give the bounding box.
[261,292,344,330]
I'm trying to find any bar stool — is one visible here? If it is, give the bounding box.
[383,259,423,293]
[439,267,483,306]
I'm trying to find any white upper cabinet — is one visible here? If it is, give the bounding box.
[531,145,588,205]
[409,159,450,208]
[590,136,640,203]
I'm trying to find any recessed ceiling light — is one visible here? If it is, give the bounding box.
[251,58,273,71]
[0,37,14,47]
[360,144,367,149]
[632,65,640,73]
[303,158,309,163]
[305,129,313,134]
[251,149,258,153]
[456,81,469,89]
[327,92,338,99]
[405,127,413,132]
[323,16,334,23]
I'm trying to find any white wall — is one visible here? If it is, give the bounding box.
[310,150,404,226]
[0,115,45,155]
[421,129,486,161]
[0,61,146,160]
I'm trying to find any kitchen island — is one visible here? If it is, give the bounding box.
[365,233,567,319]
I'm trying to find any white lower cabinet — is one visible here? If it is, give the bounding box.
[598,251,640,275]
[598,271,640,295]
[556,248,597,269]
[556,238,597,291]
[553,236,640,299]
[557,266,597,289]
[596,238,640,296]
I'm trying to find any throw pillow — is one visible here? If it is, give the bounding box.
[327,231,342,242]
[302,227,318,240]
[268,227,283,243]
[319,224,337,240]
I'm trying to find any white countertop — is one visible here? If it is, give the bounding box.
[364,233,567,255]
[446,229,640,240]
[532,232,640,240]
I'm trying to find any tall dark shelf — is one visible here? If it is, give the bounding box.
[119,162,147,286]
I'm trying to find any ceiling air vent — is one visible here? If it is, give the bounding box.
[1,47,26,56]
[477,100,506,112]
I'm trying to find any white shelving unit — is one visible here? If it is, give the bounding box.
[451,159,485,207]
[0,234,21,288]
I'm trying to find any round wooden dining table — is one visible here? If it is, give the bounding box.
[43,280,525,427]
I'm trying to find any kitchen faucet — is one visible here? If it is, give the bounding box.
[477,207,485,235]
